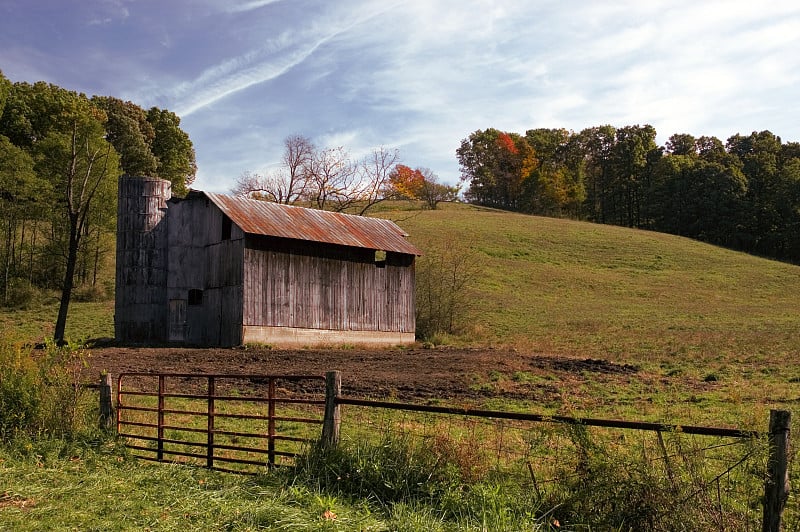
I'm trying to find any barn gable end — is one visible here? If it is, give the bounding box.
[166,194,244,346]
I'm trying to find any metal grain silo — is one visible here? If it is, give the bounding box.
[114,175,172,342]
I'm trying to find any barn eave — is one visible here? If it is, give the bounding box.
[175,191,421,256]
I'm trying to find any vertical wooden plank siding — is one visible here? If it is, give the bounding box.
[243,240,415,333]
[167,199,244,346]
[119,187,415,346]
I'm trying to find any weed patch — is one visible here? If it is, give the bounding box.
[0,339,98,442]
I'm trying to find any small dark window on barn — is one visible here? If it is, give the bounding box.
[221,214,232,240]
[188,289,203,306]
[375,249,387,268]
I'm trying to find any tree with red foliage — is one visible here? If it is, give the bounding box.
[457,128,537,210]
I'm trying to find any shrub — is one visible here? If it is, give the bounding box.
[293,435,451,503]
[0,339,95,442]
[415,244,479,340]
[72,283,109,302]
[2,281,46,309]
[538,425,765,530]
[0,342,40,440]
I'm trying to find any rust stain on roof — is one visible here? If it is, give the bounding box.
[198,192,422,255]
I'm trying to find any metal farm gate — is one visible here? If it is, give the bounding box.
[116,372,328,473]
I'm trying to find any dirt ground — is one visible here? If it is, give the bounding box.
[85,345,639,402]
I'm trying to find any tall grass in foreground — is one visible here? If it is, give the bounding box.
[2,437,547,531]
[292,437,545,531]
[0,338,98,442]
[0,413,782,532]
[294,426,764,531]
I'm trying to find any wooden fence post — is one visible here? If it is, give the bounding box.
[322,371,341,447]
[99,373,115,430]
[763,409,791,532]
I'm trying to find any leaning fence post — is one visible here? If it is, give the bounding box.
[322,371,341,447]
[763,409,791,532]
[99,372,115,430]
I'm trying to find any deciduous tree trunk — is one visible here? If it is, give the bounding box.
[54,214,80,344]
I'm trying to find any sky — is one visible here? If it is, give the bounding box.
[2,0,800,192]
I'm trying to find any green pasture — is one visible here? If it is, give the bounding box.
[392,203,799,364]
[386,203,800,428]
[0,299,113,344]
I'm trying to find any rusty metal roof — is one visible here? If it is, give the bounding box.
[198,192,421,255]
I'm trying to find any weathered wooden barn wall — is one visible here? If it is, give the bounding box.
[166,197,244,347]
[115,176,172,342]
[242,235,415,345]
[116,186,418,347]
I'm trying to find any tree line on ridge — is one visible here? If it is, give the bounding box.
[457,126,800,262]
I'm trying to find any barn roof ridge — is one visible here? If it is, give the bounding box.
[182,190,422,256]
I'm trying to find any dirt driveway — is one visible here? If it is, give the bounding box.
[86,345,639,402]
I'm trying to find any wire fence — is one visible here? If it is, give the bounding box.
[336,401,794,531]
[92,370,795,530]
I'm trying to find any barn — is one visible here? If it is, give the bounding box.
[115,176,421,347]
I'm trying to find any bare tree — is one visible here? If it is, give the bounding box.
[355,146,400,215]
[234,137,403,216]
[233,169,297,203]
[281,134,314,203]
[304,146,359,211]
[415,240,479,339]
[233,135,314,204]
[417,167,461,210]
[37,117,120,344]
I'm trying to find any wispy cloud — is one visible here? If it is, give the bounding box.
[172,35,319,116]
[21,0,791,191]
[170,2,399,117]
[224,0,283,14]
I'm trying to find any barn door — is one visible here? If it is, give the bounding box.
[169,299,188,342]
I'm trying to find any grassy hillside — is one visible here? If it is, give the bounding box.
[0,299,113,344]
[395,202,799,359]
[388,203,800,424]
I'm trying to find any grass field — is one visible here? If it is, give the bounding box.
[6,202,799,362]
[392,203,799,362]
[0,441,391,531]
[0,299,114,344]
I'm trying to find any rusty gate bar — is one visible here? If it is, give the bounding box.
[268,377,276,466]
[116,372,326,472]
[157,375,165,461]
[208,376,215,469]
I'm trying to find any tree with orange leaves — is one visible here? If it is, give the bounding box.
[389,164,426,199]
[389,165,460,209]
